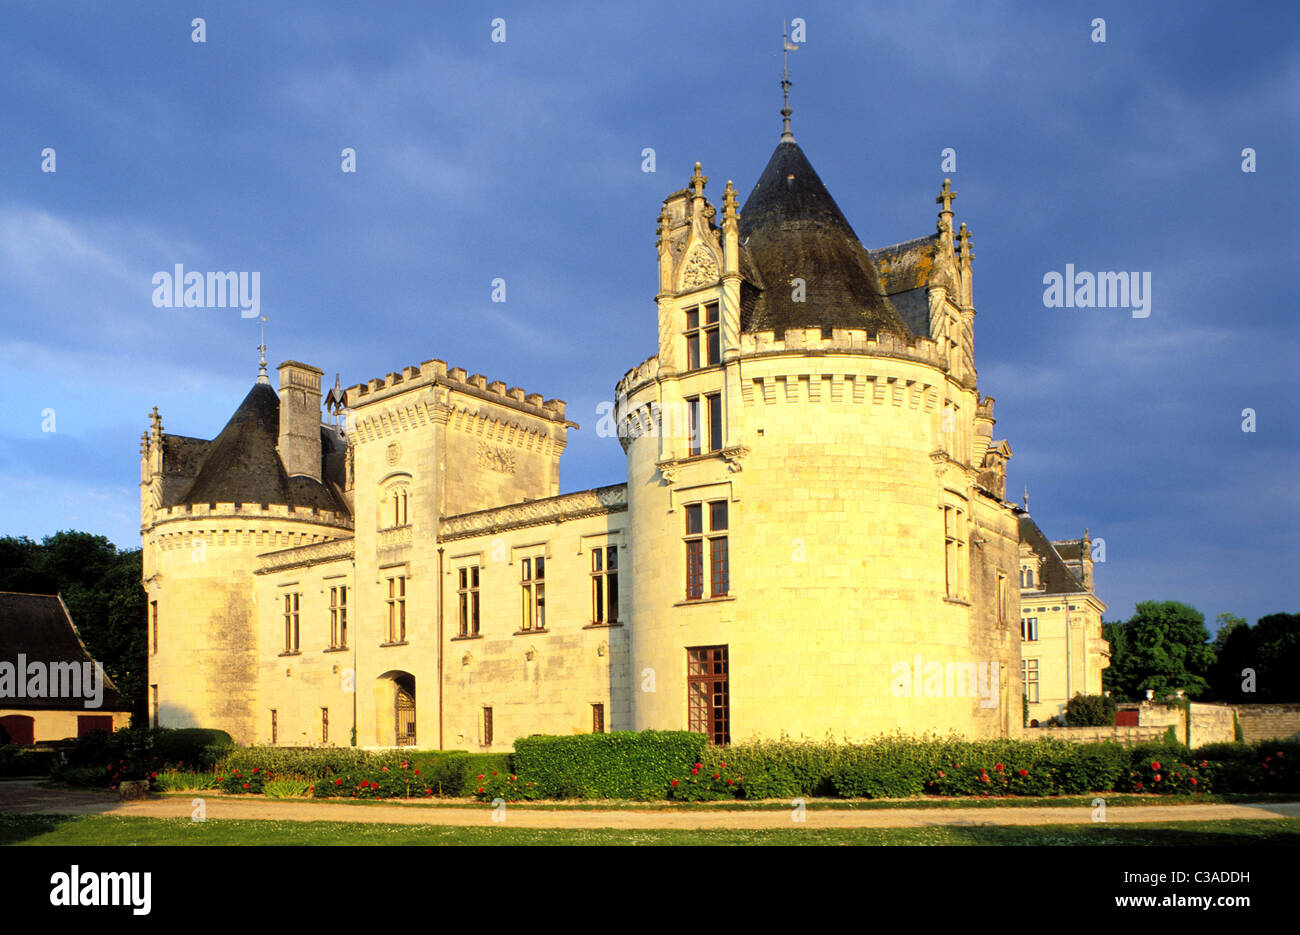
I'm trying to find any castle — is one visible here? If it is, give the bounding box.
[140,104,1108,749]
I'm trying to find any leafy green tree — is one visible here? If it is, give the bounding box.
[1065,693,1118,726]
[0,532,146,722]
[1213,613,1247,653]
[1102,601,1215,700]
[1210,613,1300,702]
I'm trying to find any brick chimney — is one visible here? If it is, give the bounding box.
[277,361,324,481]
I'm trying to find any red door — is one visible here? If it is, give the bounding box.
[77,715,113,737]
[1116,709,1139,726]
[0,715,35,746]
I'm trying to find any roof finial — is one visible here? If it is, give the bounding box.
[780,21,797,142]
[1022,485,1030,513]
[256,315,269,384]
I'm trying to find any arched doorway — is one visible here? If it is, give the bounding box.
[376,671,416,747]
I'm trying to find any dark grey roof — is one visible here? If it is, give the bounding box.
[177,383,349,515]
[0,592,129,711]
[738,141,910,339]
[1019,516,1086,594]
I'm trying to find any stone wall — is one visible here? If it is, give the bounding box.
[1235,703,1300,743]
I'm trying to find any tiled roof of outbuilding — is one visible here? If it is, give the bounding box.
[0,592,130,711]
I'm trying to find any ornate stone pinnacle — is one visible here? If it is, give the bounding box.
[723,180,738,219]
[937,178,957,214]
[690,162,708,197]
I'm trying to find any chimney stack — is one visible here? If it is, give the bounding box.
[277,361,324,481]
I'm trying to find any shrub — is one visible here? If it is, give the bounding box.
[831,734,947,798]
[0,746,57,777]
[152,729,233,768]
[668,760,745,801]
[155,769,219,792]
[696,737,838,798]
[512,731,704,800]
[218,766,266,794]
[264,776,312,798]
[1065,693,1118,727]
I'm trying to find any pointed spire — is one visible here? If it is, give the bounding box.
[780,22,797,142]
[1022,485,1030,513]
[958,222,973,261]
[936,178,956,234]
[256,316,269,385]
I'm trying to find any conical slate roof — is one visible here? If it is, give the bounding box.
[179,383,346,513]
[739,141,911,339]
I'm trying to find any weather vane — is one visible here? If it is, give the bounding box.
[780,21,798,142]
[257,315,269,384]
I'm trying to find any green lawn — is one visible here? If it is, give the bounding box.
[2,813,1297,846]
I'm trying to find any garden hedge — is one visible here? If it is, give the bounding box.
[512,730,705,799]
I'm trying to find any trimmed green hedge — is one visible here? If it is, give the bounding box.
[512,731,705,800]
[152,728,233,768]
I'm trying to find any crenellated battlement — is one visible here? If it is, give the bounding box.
[147,501,353,530]
[344,358,568,423]
[738,327,945,367]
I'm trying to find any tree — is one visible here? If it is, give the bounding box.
[1210,613,1300,702]
[1213,613,1247,653]
[1102,601,1215,700]
[0,532,147,722]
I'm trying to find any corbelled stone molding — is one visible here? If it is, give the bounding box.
[256,535,356,573]
[439,484,628,541]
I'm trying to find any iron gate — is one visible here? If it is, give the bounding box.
[395,688,416,746]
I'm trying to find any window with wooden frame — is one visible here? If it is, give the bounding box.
[482,706,493,746]
[270,709,278,745]
[687,645,730,745]
[997,573,1009,626]
[520,556,546,631]
[321,708,329,744]
[458,565,480,636]
[283,592,300,653]
[684,302,720,370]
[684,501,729,600]
[385,575,406,643]
[329,584,348,649]
[1021,617,1039,642]
[592,703,605,734]
[590,546,619,624]
[150,601,158,654]
[685,392,723,456]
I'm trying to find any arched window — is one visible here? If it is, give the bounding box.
[380,478,411,529]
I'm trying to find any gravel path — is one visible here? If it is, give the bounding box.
[3,780,1297,829]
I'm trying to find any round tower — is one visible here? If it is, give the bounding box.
[619,123,1021,743]
[141,364,352,743]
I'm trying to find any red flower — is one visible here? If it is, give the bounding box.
[1134,782,1143,790]
[995,763,1004,771]
[401,762,409,769]
[242,783,249,790]
[980,774,990,783]
[1278,752,1285,758]
[727,779,733,786]
[1151,761,1161,771]
[1154,774,1162,782]
[1200,760,1208,768]
[477,787,484,795]
[937,771,945,778]
[414,770,420,775]
[381,766,389,772]
[492,771,498,776]
[1190,778,1198,785]
[252,768,258,773]
[720,762,727,769]
[691,768,698,775]
[335,778,343,786]
[150,772,157,779]
[1018,769,1028,777]
[671,780,679,787]
[713,774,720,780]
[695,763,702,769]
[477,774,484,781]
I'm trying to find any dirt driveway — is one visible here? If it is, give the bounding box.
[3,780,1298,829]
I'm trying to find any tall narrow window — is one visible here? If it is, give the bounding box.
[591,546,619,623]
[709,501,729,597]
[685,501,729,600]
[1021,617,1039,642]
[458,565,480,636]
[520,556,546,631]
[592,703,605,734]
[684,302,721,370]
[997,573,1008,625]
[386,575,406,643]
[150,601,158,654]
[283,593,300,653]
[707,393,722,452]
[687,645,729,745]
[685,504,704,599]
[687,396,702,456]
[482,706,493,746]
[271,709,278,745]
[703,303,720,364]
[150,685,159,729]
[321,708,329,744]
[685,307,701,370]
[329,585,348,649]
[1022,659,1040,703]
[944,506,964,599]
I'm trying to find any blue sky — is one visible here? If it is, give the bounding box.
[1,1,1296,628]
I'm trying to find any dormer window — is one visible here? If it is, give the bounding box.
[685,303,720,370]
